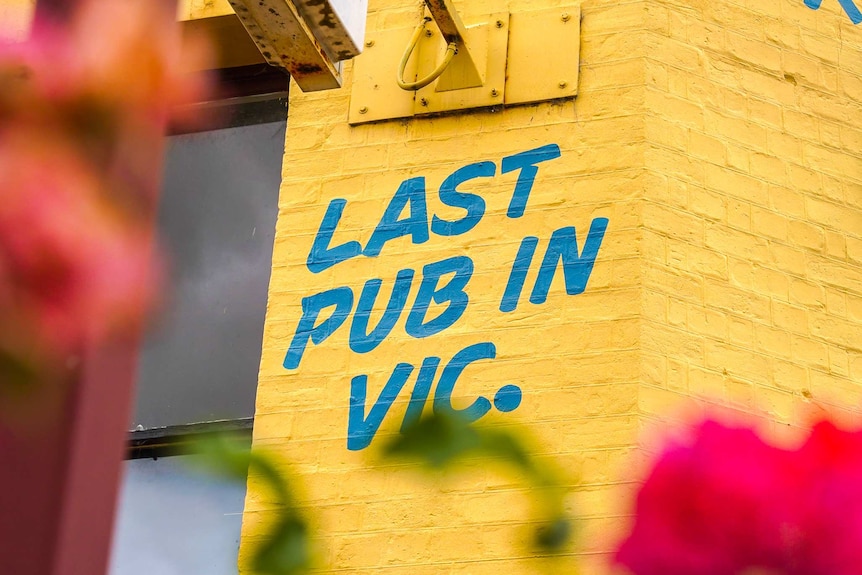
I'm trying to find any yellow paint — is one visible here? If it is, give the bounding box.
[503,6,580,105]
[349,5,581,124]
[412,10,508,113]
[244,0,862,574]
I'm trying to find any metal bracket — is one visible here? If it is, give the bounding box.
[422,0,484,91]
[348,5,581,124]
[226,0,368,92]
[413,11,507,114]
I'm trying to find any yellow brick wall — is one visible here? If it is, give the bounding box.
[244,0,862,573]
[639,0,862,447]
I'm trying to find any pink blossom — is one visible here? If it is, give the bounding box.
[0,0,211,378]
[0,137,156,368]
[789,422,862,575]
[616,420,862,575]
[616,421,798,575]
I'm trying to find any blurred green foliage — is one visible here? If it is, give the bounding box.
[383,412,572,553]
[0,348,38,392]
[196,412,574,574]
[196,435,311,575]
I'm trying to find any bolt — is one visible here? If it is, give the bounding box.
[561,12,571,22]
[491,88,499,97]
[420,98,429,107]
[365,40,374,47]
[496,19,504,28]
[558,81,568,89]
[359,106,368,114]
[425,28,433,37]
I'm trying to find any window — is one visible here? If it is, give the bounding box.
[110,65,287,575]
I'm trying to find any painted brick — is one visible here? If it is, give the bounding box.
[241,0,862,573]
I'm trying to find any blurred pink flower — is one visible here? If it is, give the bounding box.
[789,422,862,575]
[2,0,210,126]
[0,0,211,378]
[616,420,862,575]
[0,139,155,362]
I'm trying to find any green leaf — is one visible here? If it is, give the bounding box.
[382,412,575,553]
[0,347,39,392]
[251,515,311,575]
[479,429,533,472]
[535,516,572,552]
[192,434,310,571]
[195,434,253,481]
[384,411,482,468]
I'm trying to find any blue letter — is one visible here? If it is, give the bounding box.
[501,144,562,218]
[349,269,415,354]
[804,0,862,24]
[283,287,353,370]
[400,356,440,432]
[405,256,473,338]
[499,236,539,313]
[364,177,430,257]
[306,199,363,273]
[348,363,414,450]
[530,218,609,305]
[433,342,496,422]
[431,161,494,236]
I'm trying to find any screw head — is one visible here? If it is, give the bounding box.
[558,81,568,89]
[359,106,368,114]
[496,20,504,28]
[491,88,499,97]
[425,29,433,37]
[365,40,374,47]
[561,12,571,22]
[420,98,429,107]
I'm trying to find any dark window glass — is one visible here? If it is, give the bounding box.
[131,97,286,430]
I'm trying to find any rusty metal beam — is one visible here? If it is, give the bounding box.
[291,0,366,62]
[423,0,469,43]
[226,0,342,92]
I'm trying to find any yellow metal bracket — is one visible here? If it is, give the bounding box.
[413,9,506,115]
[421,0,485,91]
[396,18,457,91]
[349,4,581,125]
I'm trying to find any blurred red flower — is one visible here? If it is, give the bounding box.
[0,0,210,381]
[616,420,862,575]
[789,422,862,575]
[0,138,154,368]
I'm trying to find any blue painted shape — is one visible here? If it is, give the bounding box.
[400,356,441,432]
[493,384,523,413]
[405,256,474,338]
[499,236,539,313]
[348,363,414,451]
[530,218,609,305]
[835,0,862,22]
[433,342,496,422]
[349,269,415,354]
[431,161,495,236]
[283,287,353,370]
[306,199,363,273]
[804,0,862,24]
[501,144,562,218]
[365,177,430,257]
